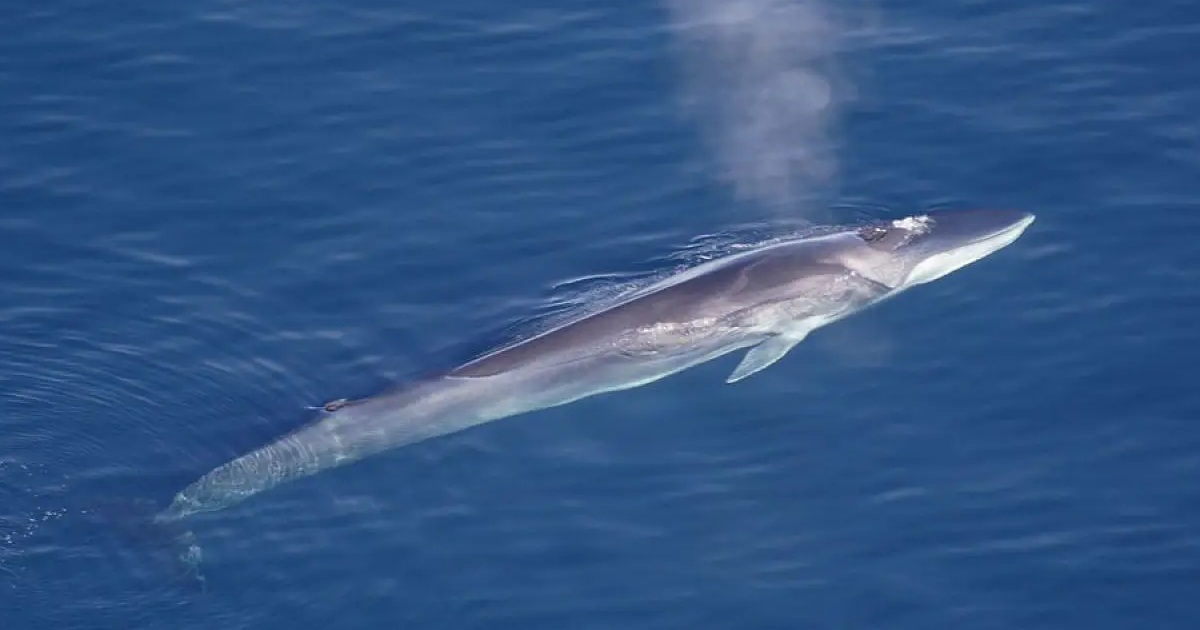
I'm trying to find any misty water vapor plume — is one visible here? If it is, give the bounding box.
[665,0,852,220]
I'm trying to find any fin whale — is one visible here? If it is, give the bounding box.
[159,209,1035,521]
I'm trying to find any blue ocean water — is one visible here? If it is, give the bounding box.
[3,0,1199,628]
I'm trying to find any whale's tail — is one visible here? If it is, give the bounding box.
[86,498,208,592]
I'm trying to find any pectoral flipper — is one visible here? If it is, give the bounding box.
[725,333,807,383]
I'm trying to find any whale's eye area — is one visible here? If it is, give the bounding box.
[858,225,888,243]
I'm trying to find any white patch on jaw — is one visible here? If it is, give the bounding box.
[891,215,933,233]
[903,214,1033,287]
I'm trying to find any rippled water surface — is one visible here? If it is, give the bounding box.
[3,1,1199,628]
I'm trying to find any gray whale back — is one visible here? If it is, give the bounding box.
[450,238,854,378]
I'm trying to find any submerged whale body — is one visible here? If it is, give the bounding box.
[159,210,1035,521]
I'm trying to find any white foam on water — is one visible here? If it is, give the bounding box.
[892,214,934,233]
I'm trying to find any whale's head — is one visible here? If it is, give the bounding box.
[839,209,1035,290]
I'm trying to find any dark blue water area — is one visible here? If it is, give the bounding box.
[3,0,1200,628]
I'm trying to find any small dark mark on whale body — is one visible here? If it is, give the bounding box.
[322,398,349,412]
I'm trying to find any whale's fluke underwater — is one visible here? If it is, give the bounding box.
[158,210,1034,522]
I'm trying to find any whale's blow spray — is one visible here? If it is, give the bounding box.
[664,0,852,219]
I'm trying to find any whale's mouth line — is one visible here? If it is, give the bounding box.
[963,213,1036,247]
